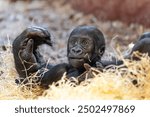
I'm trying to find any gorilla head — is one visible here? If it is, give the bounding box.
[67,26,105,68]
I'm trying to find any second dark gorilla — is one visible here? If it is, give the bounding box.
[125,32,150,60]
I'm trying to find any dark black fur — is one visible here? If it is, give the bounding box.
[125,32,150,60]
[13,26,106,86]
[66,26,106,80]
[13,26,69,88]
[13,26,52,78]
[13,25,150,88]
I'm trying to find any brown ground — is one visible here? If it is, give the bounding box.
[71,0,150,27]
[0,0,150,60]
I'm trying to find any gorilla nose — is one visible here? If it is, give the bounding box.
[71,47,82,55]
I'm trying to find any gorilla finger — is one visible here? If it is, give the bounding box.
[27,27,45,37]
[21,38,29,47]
[19,49,27,59]
[25,39,34,54]
[33,26,50,37]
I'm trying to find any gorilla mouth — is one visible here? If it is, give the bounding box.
[69,57,84,61]
[69,57,85,68]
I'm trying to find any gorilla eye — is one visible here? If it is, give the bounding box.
[70,40,76,45]
[81,40,88,46]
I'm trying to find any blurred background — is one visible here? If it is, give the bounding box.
[0,0,150,100]
[0,0,150,63]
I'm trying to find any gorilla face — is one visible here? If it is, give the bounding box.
[68,35,94,68]
[67,26,105,68]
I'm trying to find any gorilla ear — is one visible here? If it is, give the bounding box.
[98,46,105,56]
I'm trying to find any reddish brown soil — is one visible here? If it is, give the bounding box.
[70,0,150,27]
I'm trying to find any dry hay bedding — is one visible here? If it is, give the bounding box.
[0,0,150,100]
[0,46,150,100]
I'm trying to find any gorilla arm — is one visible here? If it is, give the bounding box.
[125,38,150,60]
[37,63,69,87]
[99,33,150,68]
[14,38,69,87]
[12,26,52,78]
[13,27,68,87]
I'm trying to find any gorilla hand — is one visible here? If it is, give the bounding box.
[13,26,52,55]
[15,38,41,84]
[13,26,52,78]
[19,39,40,77]
[24,26,52,47]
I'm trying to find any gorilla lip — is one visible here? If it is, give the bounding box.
[69,57,84,61]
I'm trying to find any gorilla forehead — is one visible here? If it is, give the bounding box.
[70,26,102,36]
[69,26,105,46]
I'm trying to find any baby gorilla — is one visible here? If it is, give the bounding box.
[13,26,106,87]
[13,25,150,88]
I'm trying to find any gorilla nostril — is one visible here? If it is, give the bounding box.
[71,48,82,55]
[71,48,75,53]
[76,49,82,54]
